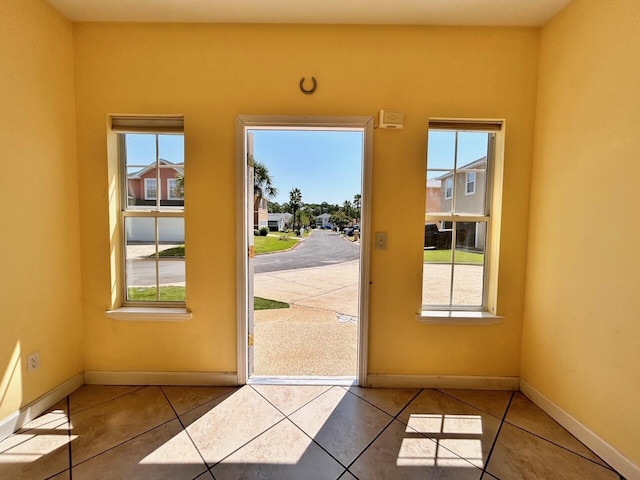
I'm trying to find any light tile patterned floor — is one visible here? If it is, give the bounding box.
[0,385,625,480]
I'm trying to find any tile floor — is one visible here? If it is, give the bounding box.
[0,384,624,480]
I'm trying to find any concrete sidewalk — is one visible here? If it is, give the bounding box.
[253,261,359,376]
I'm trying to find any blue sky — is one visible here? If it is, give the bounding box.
[427,131,489,179]
[250,129,364,205]
[125,130,488,198]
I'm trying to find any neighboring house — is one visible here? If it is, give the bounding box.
[268,213,292,231]
[127,159,184,243]
[315,213,333,229]
[127,158,184,206]
[434,156,487,250]
[254,197,269,229]
[426,178,442,214]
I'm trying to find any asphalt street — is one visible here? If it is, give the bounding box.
[128,229,359,285]
[253,229,359,274]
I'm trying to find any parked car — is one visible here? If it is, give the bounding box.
[344,225,360,237]
[424,223,452,249]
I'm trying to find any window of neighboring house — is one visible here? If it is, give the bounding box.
[144,178,158,200]
[423,119,503,313]
[444,177,453,199]
[167,178,182,200]
[466,172,476,195]
[114,116,185,305]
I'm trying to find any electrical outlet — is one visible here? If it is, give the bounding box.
[27,352,40,372]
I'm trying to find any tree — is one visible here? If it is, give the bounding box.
[353,194,361,221]
[289,188,302,232]
[343,200,353,221]
[330,211,349,229]
[252,159,277,207]
[175,173,185,199]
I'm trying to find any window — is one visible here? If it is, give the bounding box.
[466,172,476,195]
[167,178,182,200]
[423,119,502,313]
[114,116,185,305]
[144,178,158,200]
[444,177,453,199]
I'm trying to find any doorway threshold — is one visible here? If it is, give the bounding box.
[248,376,357,386]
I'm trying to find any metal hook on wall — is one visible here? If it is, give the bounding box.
[299,77,317,95]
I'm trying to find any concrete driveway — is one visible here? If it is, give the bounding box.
[253,259,359,377]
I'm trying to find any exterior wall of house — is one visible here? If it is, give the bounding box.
[439,169,486,215]
[74,22,539,381]
[522,0,640,467]
[253,197,268,228]
[0,0,83,420]
[129,167,183,202]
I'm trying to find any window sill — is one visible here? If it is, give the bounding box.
[105,307,192,322]
[417,310,503,325]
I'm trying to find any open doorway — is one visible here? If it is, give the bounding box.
[236,116,373,386]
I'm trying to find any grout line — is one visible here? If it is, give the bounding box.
[251,385,351,470]
[392,388,423,420]
[482,390,514,477]
[250,384,332,418]
[159,386,214,479]
[208,417,289,470]
[340,386,415,421]
[338,384,426,473]
[388,388,488,474]
[70,385,146,416]
[503,419,618,470]
[161,386,238,419]
[435,388,510,421]
[71,417,176,469]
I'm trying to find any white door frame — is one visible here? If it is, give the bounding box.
[235,115,374,386]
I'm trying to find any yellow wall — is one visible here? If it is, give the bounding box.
[74,23,539,376]
[522,0,640,466]
[0,0,82,419]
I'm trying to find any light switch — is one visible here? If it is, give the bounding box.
[375,232,387,250]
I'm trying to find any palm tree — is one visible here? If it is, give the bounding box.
[289,188,302,232]
[343,200,353,222]
[353,194,361,221]
[252,159,277,206]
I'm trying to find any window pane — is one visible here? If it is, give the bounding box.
[125,134,157,167]
[426,170,454,214]
[451,222,486,306]
[456,170,486,215]
[158,134,184,208]
[456,132,489,167]
[422,263,452,307]
[427,131,456,170]
[125,217,158,302]
[157,217,185,302]
[158,260,185,301]
[424,223,453,255]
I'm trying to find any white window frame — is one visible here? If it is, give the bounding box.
[144,177,158,200]
[465,171,476,195]
[421,119,504,323]
[119,128,185,307]
[167,177,181,200]
[444,177,453,199]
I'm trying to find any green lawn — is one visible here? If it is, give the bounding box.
[127,286,185,301]
[424,249,484,264]
[254,234,299,254]
[157,245,185,257]
[254,297,290,310]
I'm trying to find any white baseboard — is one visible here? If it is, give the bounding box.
[83,370,238,386]
[366,374,520,390]
[520,379,639,480]
[0,372,83,442]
